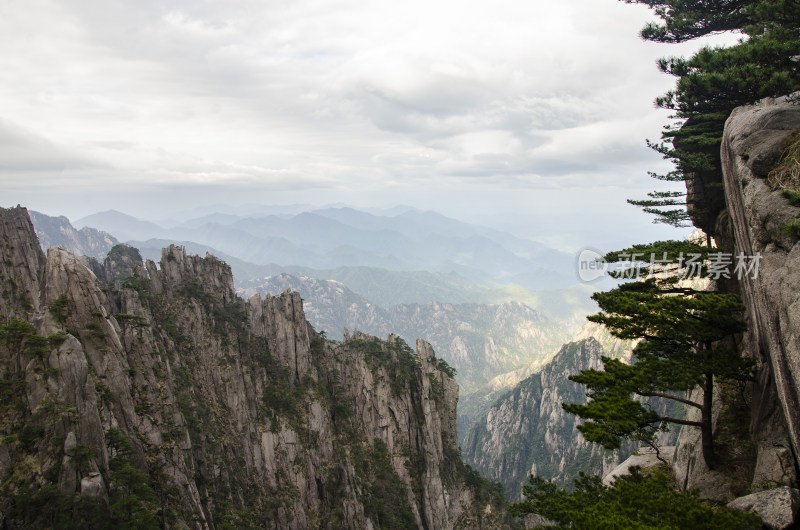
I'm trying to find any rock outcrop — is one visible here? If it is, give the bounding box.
[0,206,508,529]
[463,337,630,500]
[29,210,118,261]
[727,487,800,530]
[674,97,800,520]
[718,98,800,471]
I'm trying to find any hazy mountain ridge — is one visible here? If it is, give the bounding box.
[463,338,621,501]
[461,322,682,501]
[74,207,576,290]
[62,207,598,325]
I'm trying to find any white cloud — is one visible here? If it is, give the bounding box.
[0,119,105,172]
[0,0,740,242]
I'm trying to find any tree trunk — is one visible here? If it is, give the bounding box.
[700,371,715,469]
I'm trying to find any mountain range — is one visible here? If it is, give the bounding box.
[27,205,617,503]
[0,206,509,527]
[74,207,577,291]
[30,209,597,444]
[238,273,571,396]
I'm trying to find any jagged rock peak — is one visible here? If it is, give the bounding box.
[0,206,508,529]
[0,206,47,316]
[103,244,143,286]
[152,244,236,304]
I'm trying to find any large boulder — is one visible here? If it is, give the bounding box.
[727,487,800,530]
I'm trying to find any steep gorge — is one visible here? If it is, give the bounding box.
[0,206,507,529]
[462,337,623,500]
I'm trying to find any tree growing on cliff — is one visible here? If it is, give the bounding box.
[563,241,753,468]
[624,0,800,231]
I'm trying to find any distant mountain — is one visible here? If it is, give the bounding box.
[35,209,596,327]
[74,210,166,242]
[462,323,679,500]
[485,283,598,328]
[74,206,578,290]
[463,338,622,500]
[456,321,625,446]
[239,266,487,306]
[241,274,570,396]
[29,210,118,260]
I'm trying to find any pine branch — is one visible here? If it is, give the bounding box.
[637,391,703,409]
[659,416,703,427]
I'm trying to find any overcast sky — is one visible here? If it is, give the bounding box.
[0,0,736,251]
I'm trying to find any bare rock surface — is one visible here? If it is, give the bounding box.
[727,487,800,530]
[720,98,800,472]
[0,206,509,529]
[673,98,800,509]
[603,446,675,485]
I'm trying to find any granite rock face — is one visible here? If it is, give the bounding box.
[29,209,118,261]
[718,99,800,470]
[727,487,800,530]
[462,337,636,500]
[0,206,508,529]
[675,98,800,520]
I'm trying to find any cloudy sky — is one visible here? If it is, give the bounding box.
[0,0,736,250]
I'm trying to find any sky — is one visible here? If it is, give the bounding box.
[0,0,737,251]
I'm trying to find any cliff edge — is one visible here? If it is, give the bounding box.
[0,206,508,529]
[672,97,800,525]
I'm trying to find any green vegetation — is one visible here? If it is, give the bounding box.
[564,241,752,468]
[0,316,161,528]
[354,439,417,528]
[769,131,800,238]
[783,218,800,239]
[428,372,445,402]
[179,279,247,337]
[2,429,160,529]
[48,295,71,324]
[625,0,800,231]
[436,357,457,378]
[115,313,148,327]
[350,336,421,397]
[100,431,162,527]
[782,190,800,207]
[510,466,761,529]
[85,321,106,339]
[1,317,50,358]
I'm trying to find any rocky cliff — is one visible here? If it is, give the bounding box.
[670,97,800,520]
[240,273,569,397]
[462,338,622,501]
[0,206,507,529]
[462,322,684,502]
[28,210,118,261]
[719,98,800,478]
[460,322,676,502]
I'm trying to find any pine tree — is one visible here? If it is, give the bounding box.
[624,0,800,231]
[510,466,761,528]
[563,241,753,468]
